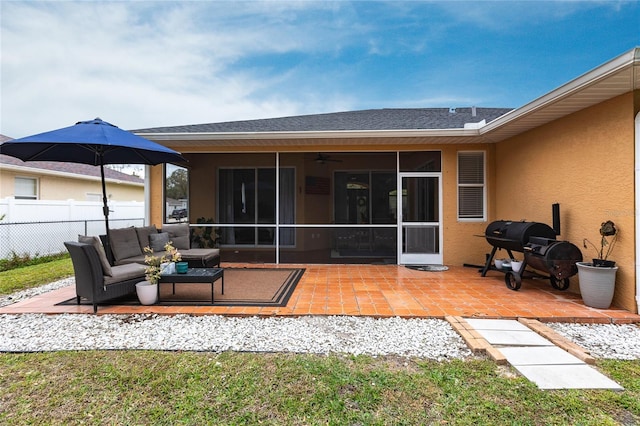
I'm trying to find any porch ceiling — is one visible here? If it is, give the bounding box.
[138,48,640,149]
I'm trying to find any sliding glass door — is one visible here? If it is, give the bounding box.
[218,167,295,246]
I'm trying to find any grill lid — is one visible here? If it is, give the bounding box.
[485,220,557,252]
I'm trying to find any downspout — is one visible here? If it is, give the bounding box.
[144,165,151,226]
[635,111,640,313]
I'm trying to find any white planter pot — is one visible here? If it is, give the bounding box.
[135,281,158,305]
[576,262,618,309]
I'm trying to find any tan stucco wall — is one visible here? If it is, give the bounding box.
[495,93,636,312]
[0,169,143,202]
[441,144,495,267]
[149,165,164,226]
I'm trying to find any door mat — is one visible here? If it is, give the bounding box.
[405,265,449,272]
[57,268,304,308]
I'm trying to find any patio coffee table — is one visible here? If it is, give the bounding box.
[157,267,224,304]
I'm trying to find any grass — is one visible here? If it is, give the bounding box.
[0,352,638,425]
[0,257,73,295]
[0,261,639,424]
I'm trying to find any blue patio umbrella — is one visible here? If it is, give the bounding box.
[0,118,186,240]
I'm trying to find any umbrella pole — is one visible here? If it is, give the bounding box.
[99,160,112,256]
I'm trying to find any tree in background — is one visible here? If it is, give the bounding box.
[166,168,188,200]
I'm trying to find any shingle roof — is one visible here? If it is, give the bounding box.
[0,135,143,184]
[134,107,513,134]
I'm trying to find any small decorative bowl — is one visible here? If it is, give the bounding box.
[176,262,189,274]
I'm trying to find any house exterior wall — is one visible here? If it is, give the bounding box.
[0,168,144,202]
[146,94,637,313]
[495,92,636,312]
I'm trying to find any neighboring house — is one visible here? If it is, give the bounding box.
[0,135,144,202]
[136,47,639,313]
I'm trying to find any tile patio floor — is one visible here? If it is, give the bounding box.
[1,264,639,323]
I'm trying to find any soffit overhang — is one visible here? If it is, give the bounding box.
[138,47,640,149]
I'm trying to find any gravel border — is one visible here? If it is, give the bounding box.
[0,280,638,359]
[548,322,640,360]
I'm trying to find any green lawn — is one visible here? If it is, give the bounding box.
[0,257,73,295]
[1,260,638,425]
[0,352,638,425]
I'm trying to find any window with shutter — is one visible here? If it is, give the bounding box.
[457,152,485,220]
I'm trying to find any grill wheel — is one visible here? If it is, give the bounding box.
[504,270,571,291]
[550,277,570,290]
[504,272,522,290]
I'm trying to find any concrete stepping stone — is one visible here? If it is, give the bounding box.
[514,364,624,390]
[465,318,531,331]
[499,346,584,366]
[474,329,552,347]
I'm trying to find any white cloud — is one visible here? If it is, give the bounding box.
[0,1,360,136]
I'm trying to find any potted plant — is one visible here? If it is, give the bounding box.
[576,220,619,309]
[583,220,618,267]
[135,242,182,305]
[191,217,221,248]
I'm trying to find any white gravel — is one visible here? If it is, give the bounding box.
[0,314,473,360]
[0,279,638,360]
[548,322,640,360]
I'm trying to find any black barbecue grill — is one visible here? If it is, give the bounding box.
[480,213,583,290]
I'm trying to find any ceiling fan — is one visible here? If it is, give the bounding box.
[313,153,342,164]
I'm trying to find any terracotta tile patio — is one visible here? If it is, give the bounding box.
[1,264,639,323]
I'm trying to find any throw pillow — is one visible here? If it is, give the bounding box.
[135,225,158,252]
[78,235,113,276]
[161,224,190,250]
[109,227,143,262]
[149,232,170,252]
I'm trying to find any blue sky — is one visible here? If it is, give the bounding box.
[1,1,639,137]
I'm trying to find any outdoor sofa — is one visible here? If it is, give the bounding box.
[101,224,221,268]
[64,239,146,313]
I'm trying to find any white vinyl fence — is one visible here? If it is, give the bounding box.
[0,198,145,258]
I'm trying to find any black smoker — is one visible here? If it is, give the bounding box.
[481,204,583,291]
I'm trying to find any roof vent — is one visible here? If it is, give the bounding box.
[449,107,456,113]
[471,106,477,117]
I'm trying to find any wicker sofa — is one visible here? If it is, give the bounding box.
[64,240,146,313]
[102,224,221,268]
